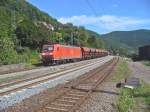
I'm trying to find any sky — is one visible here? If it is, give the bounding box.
[28,0,150,34]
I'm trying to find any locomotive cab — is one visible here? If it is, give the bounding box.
[41,44,82,65]
[41,44,54,64]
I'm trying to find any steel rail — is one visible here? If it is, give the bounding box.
[37,57,119,112]
[0,58,108,96]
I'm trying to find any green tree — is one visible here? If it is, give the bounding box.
[0,27,17,64]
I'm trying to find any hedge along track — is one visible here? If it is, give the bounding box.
[37,57,119,112]
[0,57,111,96]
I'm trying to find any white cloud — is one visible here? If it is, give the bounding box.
[58,15,150,33]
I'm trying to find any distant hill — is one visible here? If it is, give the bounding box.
[101,29,150,55]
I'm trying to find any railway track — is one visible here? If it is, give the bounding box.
[0,63,85,88]
[0,57,112,96]
[37,57,119,112]
[0,59,94,80]
[0,64,37,75]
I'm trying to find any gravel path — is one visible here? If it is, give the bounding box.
[129,61,150,84]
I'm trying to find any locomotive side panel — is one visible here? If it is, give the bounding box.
[53,45,82,60]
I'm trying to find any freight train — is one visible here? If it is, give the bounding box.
[41,44,109,65]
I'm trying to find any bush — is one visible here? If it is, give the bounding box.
[0,49,18,64]
[143,60,150,66]
[118,88,134,112]
[133,81,150,105]
[0,28,18,64]
[29,50,40,64]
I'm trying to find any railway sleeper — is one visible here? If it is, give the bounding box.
[72,84,110,93]
[69,90,86,94]
[48,103,71,109]
[54,100,75,105]
[45,106,68,112]
[51,102,73,107]
[57,99,77,103]
[61,96,80,101]
[66,93,85,97]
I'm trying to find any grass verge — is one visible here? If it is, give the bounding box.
[0,75,24,83]
[118,81,150,112]
[113,58,134,112]
[114,58,150,112]
[118,88,134,112]
[133,81,150,112]
[142,60,150,67]
[111,58,130,82]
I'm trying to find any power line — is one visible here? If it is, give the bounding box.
[85,0,98,16]
[11,10,16,30]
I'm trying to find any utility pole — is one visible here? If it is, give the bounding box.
[11,6,19,46]
[71,33,74,46]
[11,10,16,30]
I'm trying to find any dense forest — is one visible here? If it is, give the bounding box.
[0,0,104,65]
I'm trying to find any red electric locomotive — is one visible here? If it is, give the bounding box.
[41,44,82,65]
[41,43,109,65]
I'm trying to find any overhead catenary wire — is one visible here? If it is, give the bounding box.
[85,0,98,16]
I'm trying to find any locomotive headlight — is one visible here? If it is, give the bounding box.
[42,53,46,55]
[49,52,53,55]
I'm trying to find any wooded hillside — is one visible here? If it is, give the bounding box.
[0,0,104,64]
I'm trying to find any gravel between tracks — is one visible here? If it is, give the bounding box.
[77,73,119,112]
[0,56,113,111]
[2,84,68,112]
[0,57,104,85]
[0,57,107,79]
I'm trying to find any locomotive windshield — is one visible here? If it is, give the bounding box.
[43,45,53,52]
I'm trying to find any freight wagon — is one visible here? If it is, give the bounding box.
[41,44,108,65]
[139,45,150,60]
